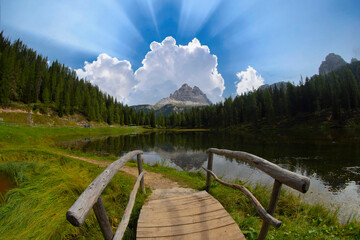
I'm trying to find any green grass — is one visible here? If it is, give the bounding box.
[0,123,148,239]
[1,123,359,239]
[0,112,80,126]
[0,103,113,127]
[0,150,148,240]
[0,123,145,148]
[127,162,360,240]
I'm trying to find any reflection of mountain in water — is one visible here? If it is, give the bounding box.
[154,147,207,171]
[58,130,360,192]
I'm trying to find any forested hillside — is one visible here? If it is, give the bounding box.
[0,33,156,126]
[162,61,360,128]
[1,32,359,129]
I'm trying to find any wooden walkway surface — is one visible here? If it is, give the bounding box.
[137,190,245,240]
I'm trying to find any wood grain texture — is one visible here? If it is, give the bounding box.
[66,150,143,227]
[258,179,283,240]
[137,190,245,240]
[113,171,146,240]
[203,167,282,228]
[93,196,113,240]
[207,148,310,193]
[206,152,213,192]
[137,154,146,194]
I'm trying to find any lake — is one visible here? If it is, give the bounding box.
[60,129,360,223]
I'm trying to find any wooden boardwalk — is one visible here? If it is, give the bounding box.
[137,190,245,240]
[67,149,310,240]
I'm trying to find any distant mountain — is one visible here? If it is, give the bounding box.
[131,104,154,113]
[155,84,212,107]
[258,81,287,91]
[131,84,211,116]
[319,53,347,75]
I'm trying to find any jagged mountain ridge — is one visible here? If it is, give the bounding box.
[155,84,212,107]
[319,53,347,75]
[131,84,212,116]
[258,81,287,91]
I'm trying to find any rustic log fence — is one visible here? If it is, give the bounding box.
[66,150,146,240]
[204,148,311,240]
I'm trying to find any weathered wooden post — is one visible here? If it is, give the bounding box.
[258,179,282,240]
[93,196,113,240]
[205,151,213,192]
[137,153,146,194]
[113,171,145,240]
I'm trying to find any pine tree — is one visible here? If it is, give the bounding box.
[0,46,14,103]
[42,87,50,105]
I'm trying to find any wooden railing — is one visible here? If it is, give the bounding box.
[66,150,146,240]
[204,148,311,240]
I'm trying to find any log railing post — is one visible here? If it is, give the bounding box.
[205,152,213,192]
[258,179,282,240]
[137,153,146,194]
[93,196,113,240]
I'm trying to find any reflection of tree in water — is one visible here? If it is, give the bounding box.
[58,130,360,192]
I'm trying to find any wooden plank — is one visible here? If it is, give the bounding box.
[144,193,211,206]
[142,198,219,213]
[138,210,229,227]
[143,195,213,209]
[138,208,227,223]
[138,215,231,231]
[137,191,245,240]
[67,150,143,227]
[207,148,310,193]
[146,191,208,204]
[137,223,245,240]
[113,171,146,240]
[139,202,224,219]
[137,215,237,237]
[203,167,281,228]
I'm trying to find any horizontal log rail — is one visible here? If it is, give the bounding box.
[205,148,311,240]
[66,150,146,240]
[206,148,310,193]
[202,168,281,228]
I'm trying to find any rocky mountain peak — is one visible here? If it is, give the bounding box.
[319,53,347,75]
[156,84,212,107]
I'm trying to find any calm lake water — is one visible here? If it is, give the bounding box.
[60,130,360,222]
[0,174,14,203]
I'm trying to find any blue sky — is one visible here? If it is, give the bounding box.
[2,0,360,104]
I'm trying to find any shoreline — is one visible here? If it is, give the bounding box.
[0,124,359,239]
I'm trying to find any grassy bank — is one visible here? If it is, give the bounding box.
[126,162,360,240]
[0,123,148,239]
[1,123,360,239]
[0,123,145,148]
[0,150,147,239]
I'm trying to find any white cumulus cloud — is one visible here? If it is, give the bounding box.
[75,37,225,105]
[129,36,225,105]
[235,66,264,95]
[75,53,137,103]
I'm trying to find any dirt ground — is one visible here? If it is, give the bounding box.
[57,152,197,200]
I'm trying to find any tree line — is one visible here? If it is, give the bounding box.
[1,32,360,128]
[160,61,360,128]
[0,32,157,126]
